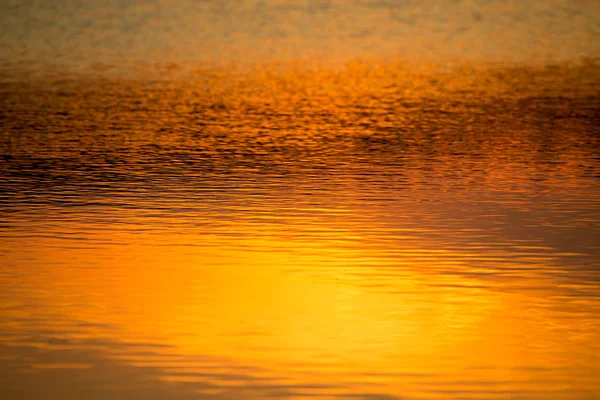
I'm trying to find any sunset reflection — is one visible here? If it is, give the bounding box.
[1,7,600,395]
[2,131,600,397]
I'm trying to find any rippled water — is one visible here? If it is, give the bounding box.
[1,61,599,399]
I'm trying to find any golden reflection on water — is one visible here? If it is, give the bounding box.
[3,220,600,398]
[1,60,600,399]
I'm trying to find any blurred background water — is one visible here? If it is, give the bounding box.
[1,0,599,69]
[1,1,599,399]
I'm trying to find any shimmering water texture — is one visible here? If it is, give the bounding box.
[1,61,599,400]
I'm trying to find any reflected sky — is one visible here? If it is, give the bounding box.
[1,60,600,398]
[1,1,600,398]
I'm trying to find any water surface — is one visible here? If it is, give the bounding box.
[1,61,599,399]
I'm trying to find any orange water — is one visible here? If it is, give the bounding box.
[1,61,599,399]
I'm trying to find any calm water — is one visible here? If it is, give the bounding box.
[0,60,599,399]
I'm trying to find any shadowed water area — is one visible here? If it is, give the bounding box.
[0,60,599,399]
